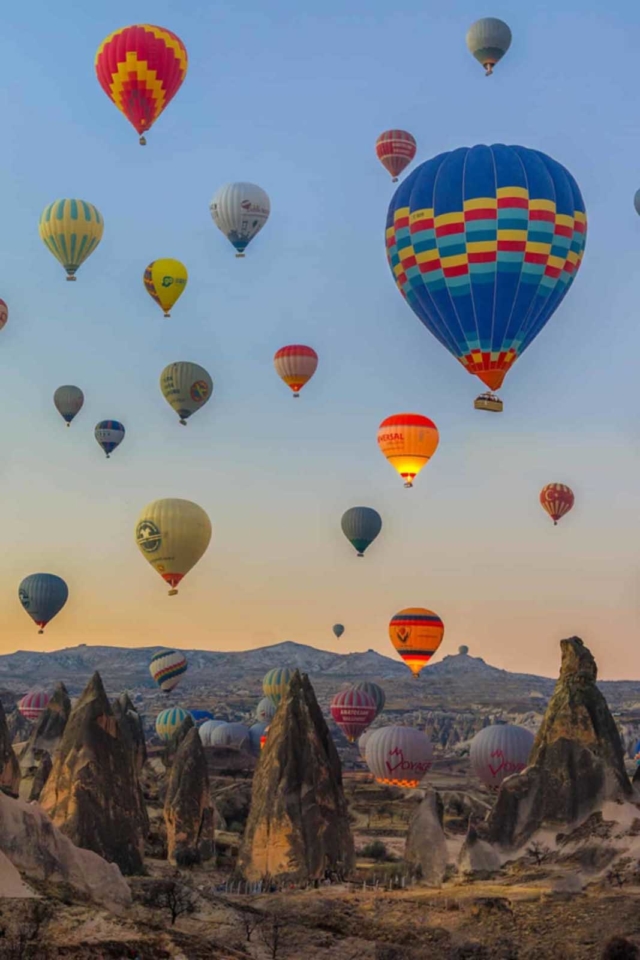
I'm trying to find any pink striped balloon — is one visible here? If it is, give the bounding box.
[330,688,376,742]
[375,130,417,181]
[274,345,318,398]
[18,689,50,721]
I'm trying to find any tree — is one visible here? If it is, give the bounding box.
[526,841,551,865]
[606,867,628,889]
[258,911,292,959]
[237,907,264,942]
[361,840,389,861]
[142,878,197,925]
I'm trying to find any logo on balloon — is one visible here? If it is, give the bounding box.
[395,627,411,644]
[190,380,209,402]
[136,520,162,553]
[161,275,175,287]
[18,589,30,609]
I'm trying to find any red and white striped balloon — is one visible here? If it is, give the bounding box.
[18,689,50,721]
[274,345,318,397]
[330,688,376,742]
[375,130,417,181]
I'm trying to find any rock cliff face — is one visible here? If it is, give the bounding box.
[113,692,147,775]
[488,637,632,847]
[39,671,147,875]
[0,790,130,911]
[0,700,20,797]
[164,726,214,865]
[404,789,448,884]
[19,681,71,769]
[238,670,354,881]
[458,822,501,876]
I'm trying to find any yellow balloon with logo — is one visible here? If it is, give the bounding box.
[135,498,211,596]
[143,259,188,317]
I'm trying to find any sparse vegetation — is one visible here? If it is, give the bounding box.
[142,877,198,925]
[237,906,265,942]
[360,840,392,861]
[526,840,551,865]
[258,909,292,959]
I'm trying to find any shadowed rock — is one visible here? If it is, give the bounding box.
[458,821,501,876]
[19,682,71,769]
[113,692,147,775]
[28,751,53,802]
[39,671,146,875]
[488,637,632,848]
[164,726,215,865]
[0,700,20,797]
[238,670,354,881]
[404,789,448,884]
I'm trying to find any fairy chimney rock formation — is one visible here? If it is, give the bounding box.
[488,637,632,848]
[238,670,355,881]
[164,726,215,865]
[404,789,448,884]
[0,700,20,797]
[458,822,501,876]
[39,671,146,875]
[113,692,147,775]
[19,681,71,770]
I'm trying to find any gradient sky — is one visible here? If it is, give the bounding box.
[0,0,638,679]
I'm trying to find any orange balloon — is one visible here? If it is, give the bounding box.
[540,483,574,526]
[377,413,439,488]
[388,608,444,678]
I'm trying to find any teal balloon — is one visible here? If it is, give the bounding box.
[18,573,68,634]
[341,507,382,557]
[333,624,345,639]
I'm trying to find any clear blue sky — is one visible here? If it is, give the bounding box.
[1,0,638,679]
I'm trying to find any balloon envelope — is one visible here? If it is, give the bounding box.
[386,145,587,395]
[199,719,227,746]
[144,259,188,316]
[54,386,84,426]
[210,182,270,256]
[333,624,345,639]
[135,498,212,595]
[262,667,292,706]
[377,414,439,488]
[160,362,213,425]
[0,300,8,331]
[95,420,125,458]
[156,706,188,742]
[39,199,104,280]
[18,690,50,721]
[341,506,382,557]
[466,17,512,74]
[352,681,385,717]
[95,25,188,143]
[18,574,68,633]
[376,130,417,181]
[256,697,276,723]
[365,725,433,788]
[358,727,374,760]
[274,345,318,397]
[331,688,377,742]
[190,709,214,728]
[470,723,535,788]
[388,608,444,678]
[635,190,640,216]
[210,722,250,751]
[540,483,575,525]
[149,649,188,692]
[249,721,268,756]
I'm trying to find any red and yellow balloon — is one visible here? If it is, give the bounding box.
[273,345,318,397]
[95,25,188,145]
[388,608,444,678]
[540,483,574,526]
[377,413,439,488]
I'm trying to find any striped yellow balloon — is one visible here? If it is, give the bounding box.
[135,498,212,596]
[144,259,188,317]
[39,199,104,280]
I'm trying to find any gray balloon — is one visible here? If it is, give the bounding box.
[198,719,227,746]
[210,722,250,751]
[54,385,84,426]
[341,506,382,557]
[466,17,512,75]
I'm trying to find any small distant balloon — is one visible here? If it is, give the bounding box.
[54,386,84,427]
[155,706,188,742]
[352,681,385,717]
[149,649,188,692]
[273,345,318,397]
[39,199,103,280]
[635,190,640,216]
[466,17,512,75]
[209,182,270,257]
[95,420,125,458]
[341,506,382,557]
[256,697,276,723]
[160,362,213,425]
[540,483,575,526]
[144,259,188,317]
[377,414,439,488]
[375,130,417,182]
[18,573,69,634]
[0,300,8,331]
[458,645,469,656]
[263,667,292,707]
[18,690,50,721]
[333,624,345,639]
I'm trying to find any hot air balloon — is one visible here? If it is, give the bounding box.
[273,345,318,397]
[365,725,433,788]
[95,420,125,458]
[386,145,587,411]
[470,723,535,788]
[199,719,227,746]
[160,362,213,425]
[256,697,276,724]
[376,130,417,182]
[18,574,68,634]
[18,690,50,721]
[249,721,268,756]
[377,414,439,488]
[388,608,444,678]
[333,624,345,639]
[262,667,292,706]
[135,498,212,596]
[144,259,188,317]
[39,199,104,280]
[331,688,377,742]
[634,191,640,216]
[149,649,187,692]
[210,722,250,751]
[358,728,374,760]
[155,706,188,742]
[95,25,188,145]
[260,725,270,750]
[190,709,214,728]
[352,681,385,717]
[0,300,8,331]
[466,18,512,75]
[54,386,84,427]
[540,483,575,526]
[210,183,270,257]
[341,506,382,557]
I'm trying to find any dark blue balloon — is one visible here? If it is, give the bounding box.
[18,573,68,633]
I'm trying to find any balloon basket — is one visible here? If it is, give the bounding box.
[66,276,77,282]
[404,481,413,489]
[474,392,503,413]
[168,588,178,596]
[139,136,147,145]
[235,253,246,258]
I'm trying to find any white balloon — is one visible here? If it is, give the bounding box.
[198,719,227,746]
[210,721,250,750]
[469,723,534,788]
[209,182,270,257]
[365,725,433,788]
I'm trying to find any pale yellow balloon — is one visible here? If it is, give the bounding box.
[160,362,213,425]
[135,498,212,596]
